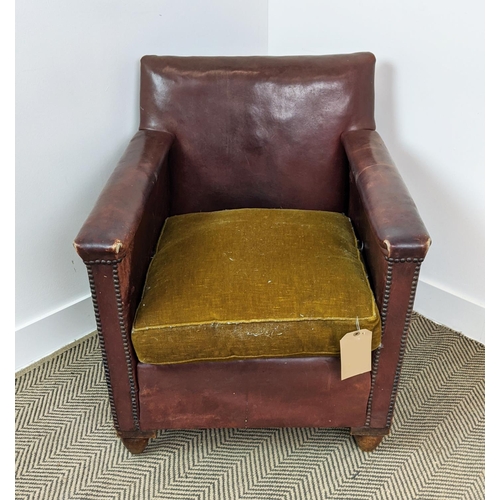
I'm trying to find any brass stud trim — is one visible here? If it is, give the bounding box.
[111,263,140,430]
[385,262,421,426]
[84,258,124,265]
[364,259,393,427]
[364,257,422,428]
[85,260,140,431]
[85,265,119,429]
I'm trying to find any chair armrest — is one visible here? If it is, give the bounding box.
[344,130,431,429]
[74,129,174,262]
[73,129,174,432]
[342,129,431,260]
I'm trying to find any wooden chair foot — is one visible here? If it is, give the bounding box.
[118,430,156,454]
[353,434,384,452]
[121,437,150,454]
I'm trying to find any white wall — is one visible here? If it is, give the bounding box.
[268,0,485,342]
[16,0,484,371]
[15,0,268,371]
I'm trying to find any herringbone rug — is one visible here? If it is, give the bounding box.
[15,313,484,499]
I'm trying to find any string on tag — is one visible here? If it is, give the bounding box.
[354,316,360,336]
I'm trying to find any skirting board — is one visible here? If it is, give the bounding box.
[15,280,484,372]
[15,295,95,372]
[413,280,485,344]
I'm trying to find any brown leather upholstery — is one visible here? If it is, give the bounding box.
[343,129,431,260]
[140,53,375,215]
[138,358,371,430]
[74,130,174,262]
[74,53,430,452]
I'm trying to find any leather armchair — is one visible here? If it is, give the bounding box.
[74,53,430,454]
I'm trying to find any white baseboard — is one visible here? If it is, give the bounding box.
[15,279,484,373]
[15,295,96,372]
[413,280,485,344]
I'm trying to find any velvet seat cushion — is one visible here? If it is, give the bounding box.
[131,208,381,365]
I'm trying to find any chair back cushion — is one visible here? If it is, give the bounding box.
[140,53,376,215]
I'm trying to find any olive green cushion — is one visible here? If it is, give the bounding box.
[132,208,381,364]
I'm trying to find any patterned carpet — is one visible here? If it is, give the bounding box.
[15,313,484,500]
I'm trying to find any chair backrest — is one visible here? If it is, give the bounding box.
[139,53,376,215]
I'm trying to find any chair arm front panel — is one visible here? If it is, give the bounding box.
[345,130,430,430]
[74,129,173,432]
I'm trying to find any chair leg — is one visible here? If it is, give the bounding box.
[121,437,150,454]
[118,430,156,454]
[353,434,384,452]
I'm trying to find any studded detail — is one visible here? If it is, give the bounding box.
[364,260,394,427]
[85,261,140,431]
[385,262,422,427]
[385,256,424,263]
[85,264,119,429]
[84,258,124,265]
[111,264,140,430]
[364,259,422,428]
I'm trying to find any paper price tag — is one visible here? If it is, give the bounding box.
[340,329,372,380]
